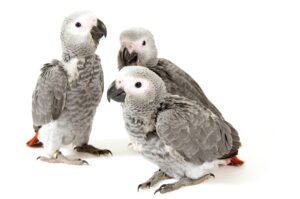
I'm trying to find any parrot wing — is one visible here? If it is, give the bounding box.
[32,60,68,127]
[156,96,233,164]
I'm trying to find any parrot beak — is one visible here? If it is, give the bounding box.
[90,19,107,45]
[123,47,138,66]
[107,81,126,103]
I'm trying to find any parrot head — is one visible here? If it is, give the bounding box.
[107,66,166,107]
[61,11,107,58]
[118,28,158,68]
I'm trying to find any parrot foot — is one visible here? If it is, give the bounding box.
[137,170,171,191]
[37,151,88,165]
[74,144,112,156]
[154,173,214,194]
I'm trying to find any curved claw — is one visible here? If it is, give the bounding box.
[154,188,160,195]
[209,173,215,178]
[137,182,150,192]
[102,149,113,156]
[154,184,166,195]
[37,156,41,160]
[94,149,112,156]
[81,160,89,165]
[137,184,142,192]
[74,145,112,156]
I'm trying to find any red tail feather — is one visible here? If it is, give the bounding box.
[229,156,244,166]
[26,130,43,147]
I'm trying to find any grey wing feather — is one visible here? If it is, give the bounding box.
[149,58,223,119]
[156,96,233,164]
[219,121,241,159]
[32,60,68,127]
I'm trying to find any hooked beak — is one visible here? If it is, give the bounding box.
[90,19,107,45]
[107,81,126,103]
[122,47,138,66]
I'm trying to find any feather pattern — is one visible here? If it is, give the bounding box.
[32,55,103,154]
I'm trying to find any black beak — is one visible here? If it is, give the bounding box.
[123,47,138,66]
[90,19,107,46]
[107,81,126,103]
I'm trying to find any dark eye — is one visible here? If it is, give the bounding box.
[75,22,81,28]
[142,40,146,46]
[135,82,142,88]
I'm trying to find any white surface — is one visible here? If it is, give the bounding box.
[0,0,299,198]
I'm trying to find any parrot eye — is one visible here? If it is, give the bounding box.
[135,82,142,88]
[142,40,146,46]
[75,22,81,28]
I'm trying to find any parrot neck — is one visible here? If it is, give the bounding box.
[144,57,158,67]
[124,103,157,116]
[124,98,165,120]
[62,52,95,62]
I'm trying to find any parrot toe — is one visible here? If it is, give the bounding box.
[138,182,151,191]
[74,144,112,156]
[138,170,171,192]
[37,151,89,165]
[154,184,172,195]
[154,173,214,194]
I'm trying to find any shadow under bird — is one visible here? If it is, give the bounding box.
[107,66,243,194]
[27,11,111,165]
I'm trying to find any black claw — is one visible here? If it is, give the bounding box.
[137,184,142,192]
[100,150,112,156]
[210,173,215,178]
[154,188,160,195]
[37,156,41,160]
[74,145,112,156]
[154,184,166,195]
[137,182,151,192]
[82,160,89,165]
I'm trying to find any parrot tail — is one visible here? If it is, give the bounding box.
[228,155,244,166]
[26,129,43,147]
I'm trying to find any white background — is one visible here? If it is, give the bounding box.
[0,0,299,198]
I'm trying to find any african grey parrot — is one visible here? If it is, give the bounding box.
[29,11,111,165]
[118,27,224,118]
[107,66,243,194]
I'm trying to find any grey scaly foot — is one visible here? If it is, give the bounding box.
[37,151,88,165]
[74,144,112,156]
[138,170,171,191]
[154,173,215,194]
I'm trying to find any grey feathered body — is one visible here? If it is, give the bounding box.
[32,55,103,155]
[123,95,238,179]
[145,58,240,157]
